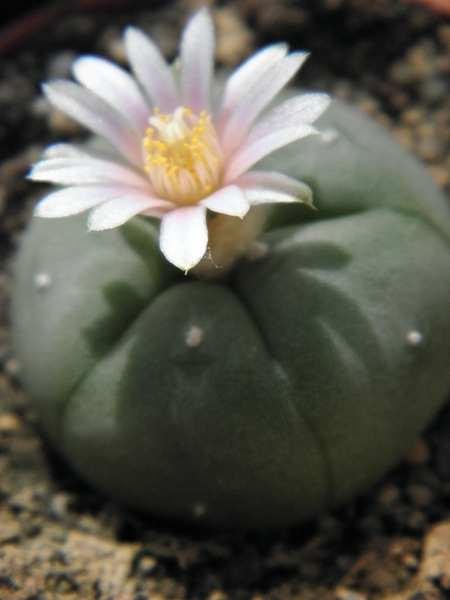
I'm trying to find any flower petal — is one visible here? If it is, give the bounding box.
[233,171,313,205]
[180,7,215,114]
[29,156,152,189]
[200,185,249,217]
[42,143,123,162]
[124,27,179,113]
[220,52,309,158]
[214,43,288,132]
[224,124,317,181]
[160,205,208,271]
[43,80,142,166]
[41,143,88,159]
[88,196,173,230]
[34,184,154,217]
[73,56,150,132]
[247,93,330,141]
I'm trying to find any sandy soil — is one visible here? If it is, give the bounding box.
[1,1,450,598]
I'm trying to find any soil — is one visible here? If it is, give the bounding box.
[1,0,450,598]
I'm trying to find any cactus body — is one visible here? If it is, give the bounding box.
[13,99,450,528]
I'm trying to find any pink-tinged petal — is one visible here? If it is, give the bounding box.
[242,188,309,205]
[34,184,153,218]
[200,185,249,217]
[124,27,179,113]
[220,52,309,158]
[43,80,142,166]
[41,143,88,159]
[233,171,313,204]
[160,205,208,271]
[180,7,215,114]
[214,43,288,132]
[29,156,152,190]
[248,93,330,141]
[88,196,173,230]
[224,124,317,181]
[140,204,175,218]
[73,56,150,132]
[42,143,126,163]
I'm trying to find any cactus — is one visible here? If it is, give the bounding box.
[12,99,450,528]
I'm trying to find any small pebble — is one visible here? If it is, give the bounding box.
[378,484,401,507]
[393,126,414,149]
[299,561,322,580]
[48,109,82,135]
[406,510,427,531]
[406,439,430,465]
[206,591,227,600]
[357,98,380,116]
[159,578,181,598]
[419,77,449,104]
[52,14,95,46]
[214,7,254,65]
[318,514,342,533]
[389,61,415,85]
[147,592,166,600]
[416,137,441,162]
[4,358,21,377]
[45,572,77,594]
[427,164,450,187]
[431,107,450,125]
[401,107,425,125]
[358,514,383,535]
[30,95,51,118]
[50,492,72,521]
[415,121,437,140]
[402,553,419,571]
[45,51,78,79]
[406,40,437,79]
[135,554,158,577]
[0,518,21,544]
[437,24,450,52]
[406,484,434,508]
[373,113,392,128]
[336,555,354,571]
[332,80,354,99]
[193,502,206,517]
[106,37,127,65]
[97,26,126,64]
[335,587,367,600]
[0,413,22,434]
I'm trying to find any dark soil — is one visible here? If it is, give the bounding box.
[1,1,450,598]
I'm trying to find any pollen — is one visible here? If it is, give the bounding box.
[142,106,223,205]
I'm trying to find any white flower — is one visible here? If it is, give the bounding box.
[29,8,330,274]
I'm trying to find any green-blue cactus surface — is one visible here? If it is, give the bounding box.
[13,99,450,528]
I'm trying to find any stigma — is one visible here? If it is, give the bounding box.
[142,107,223,205]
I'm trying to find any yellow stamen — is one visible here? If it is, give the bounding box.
[142,106,223,206]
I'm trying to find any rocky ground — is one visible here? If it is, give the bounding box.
[1,0,450,598]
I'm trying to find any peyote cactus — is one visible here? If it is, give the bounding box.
[13,98,450,528]
[12,9,450,528]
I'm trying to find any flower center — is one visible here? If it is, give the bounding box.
[142,107,223,205]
